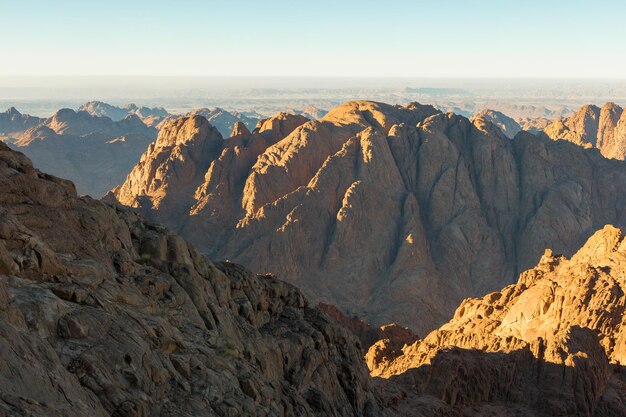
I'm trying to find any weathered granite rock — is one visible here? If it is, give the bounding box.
[0,141,386,417]
[368,225,626,416]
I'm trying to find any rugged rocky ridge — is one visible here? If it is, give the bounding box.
[368,225,626,416]
[110,100,626,334]
[471,109,521,138]
[9,109,157,196]
[0,140,388,416]
[544,102,626,159]
[0,107,43,138]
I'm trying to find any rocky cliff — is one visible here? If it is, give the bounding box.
[10,109,157,197]
[368,225,626,417]
[110,100,626,334]
[0,140,387,416]
[544,102,626,159]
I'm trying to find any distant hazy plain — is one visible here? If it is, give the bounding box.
[2,77,626,119]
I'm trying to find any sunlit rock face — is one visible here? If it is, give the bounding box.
[471,108,521,138]
[367,225,626,417]
[0,140,389,417]
[544,102,626,160]
[110,100,626,335]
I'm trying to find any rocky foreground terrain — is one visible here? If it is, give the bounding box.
[0,140,389,416]
[368,225,626,416]
[109,100,626,334]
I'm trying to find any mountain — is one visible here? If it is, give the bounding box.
[0,140,388,417]
[79,101,169,127]
[11,109,157,196]
[109,100,626,335]
[368,225,626,416]
[0,107,44,138]
[544,102,626,159]
[471,109,521,138]
[189,107,265,138]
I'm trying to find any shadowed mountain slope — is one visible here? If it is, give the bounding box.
[110,100,626,334]
[0,140,389,417]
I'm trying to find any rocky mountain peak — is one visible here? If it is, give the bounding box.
[5,106,21,118]
[230,121,251,138]
[155,115,222,148]
[544,102,626,159]
[471,108,522,138]
[254,112,309,141]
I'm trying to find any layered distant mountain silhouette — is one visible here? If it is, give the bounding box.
[79,101,169,127]
[108,100,626,334]
[188,107,264,138]
[11,108,157,196]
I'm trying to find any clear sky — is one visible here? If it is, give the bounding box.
[1,0,625,78]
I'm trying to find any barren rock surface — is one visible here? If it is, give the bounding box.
[368,225,626,416]
[544,102,626,159]
[111,100,626,334]
[0,140,387,416]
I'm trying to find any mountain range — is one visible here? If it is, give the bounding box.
[107,100,626,335]
[2,115,626,416]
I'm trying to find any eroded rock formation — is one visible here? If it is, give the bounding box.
[544,102,626,159]
[0,140,387,416]
[110,100,626,334]
[368,225,626,416]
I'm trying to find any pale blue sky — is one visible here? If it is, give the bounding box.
[1,0,625,78]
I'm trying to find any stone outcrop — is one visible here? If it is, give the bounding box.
[110,100,626,335]
[368,225,626,417]
[471,109,521,138]
[544,102,626,159]
[0,140,388,417]
[9,109,157,196]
